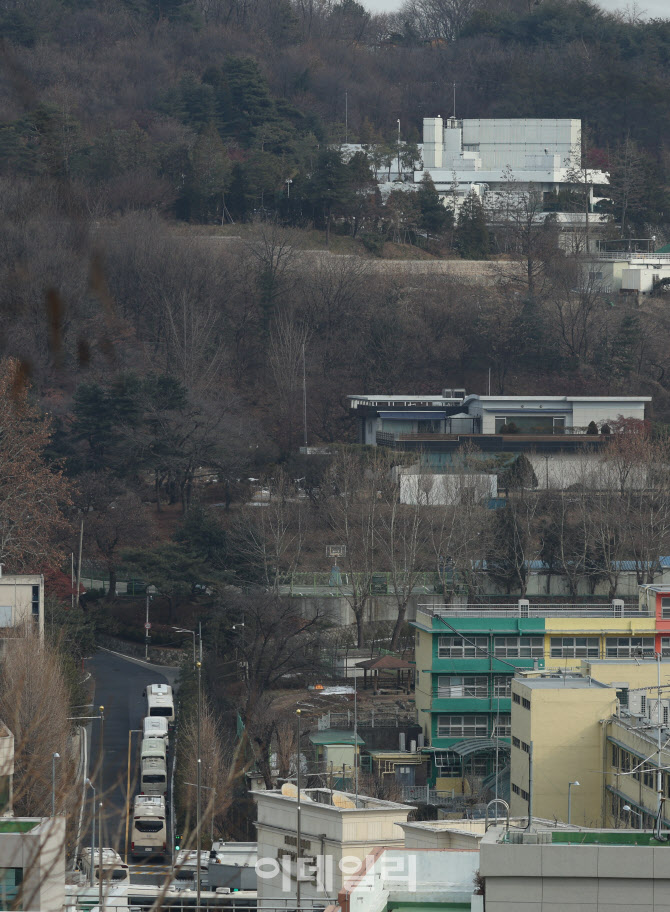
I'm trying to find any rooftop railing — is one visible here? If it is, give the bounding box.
[419,601,650,619]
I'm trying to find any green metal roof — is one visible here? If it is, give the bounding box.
[309,730,365,746]
[0,820,39,833]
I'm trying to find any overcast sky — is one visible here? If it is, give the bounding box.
[362,0,669,17]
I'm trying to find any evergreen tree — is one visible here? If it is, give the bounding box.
[417,175,453,237]
[454,191,489,259]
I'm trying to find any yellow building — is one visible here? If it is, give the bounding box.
[510,673,617,826]
[544,616,656,673]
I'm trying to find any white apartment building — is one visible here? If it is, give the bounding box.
[254,787,414,909]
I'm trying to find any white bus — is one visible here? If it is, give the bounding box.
[80,848,130,885]
[140,756,167,796]
[140,737,167,765]
[130,795,167,860]
[144,684,175,728]
[143,716,169,748]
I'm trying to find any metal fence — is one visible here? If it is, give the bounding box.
[317,710,415,731]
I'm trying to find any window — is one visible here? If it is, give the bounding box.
[436,715,488,738]
[512,736,521,749]
[521,740,530,753]
[605,637,655,658]
[437,676,488,698]
[494,676,511,697]
[550,637,600,658]
[433,751,461,775]
[512,783,529,802]
[621,751,631,774]
[522,697,531,710]
[641,695,647,715]
[662,598,670,619]
[438,636,488,659]
[464,757,488,777]
[494,637,543,658]
[553,416,566,433]
[611,745,619,768]
[513,692,521,705]
[31,585,39,619]
[643,764,656,790]
[0,868,23,909]
[663,638,670,658]
[493,714,511,737]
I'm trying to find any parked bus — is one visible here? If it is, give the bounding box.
[143,716,169,749]
[140,737,167,765]
[131,795,167,861]
[80,848,130,885]
[140,757,167,796]
[144,684,175,728]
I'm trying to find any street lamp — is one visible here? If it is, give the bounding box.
[85,779,96,887]
[196,659,202,910]
[124,729,142,861]
[172,627,197,666]
[184,783,216,843]
[51,753,60,817]
[623,804,644,829]
[567,780,579,825]
[285,178,293,198]
[145,593,152,661]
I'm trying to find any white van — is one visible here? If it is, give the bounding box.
[140,737,167,765]
[130,795,167,860]
[80,848,130,885]
[143,716,169,749]
[144,684,175,728]
[140,757,167,796]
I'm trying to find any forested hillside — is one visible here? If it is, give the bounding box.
[2,0,670,480]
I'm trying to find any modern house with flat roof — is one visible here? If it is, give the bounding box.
[348,390,651,487]
[348,391,650,447]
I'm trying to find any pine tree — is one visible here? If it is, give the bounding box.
[454,191,489,259]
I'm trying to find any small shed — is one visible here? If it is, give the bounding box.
[308,730,364,778]
[355,655,415,694]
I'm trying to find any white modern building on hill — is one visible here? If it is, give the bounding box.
[416,116,609,235]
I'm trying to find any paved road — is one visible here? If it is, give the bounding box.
[85,650,179,884]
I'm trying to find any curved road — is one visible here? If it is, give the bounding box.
[85,650,179,881]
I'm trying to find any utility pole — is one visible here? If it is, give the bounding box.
[296,709,302,912]
[354,674,359,802]
[397,119,401,180]
[302,342,308,449]
[345,91,348,144]
[75,517,84,609]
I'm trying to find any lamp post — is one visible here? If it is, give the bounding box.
[184,783,216,843]
[85,779,95,887]
[98,705,105,796]
[145,593,152,661]
[51,753,60,817]
[196,659,202,910]
[567,780,579,825]
[125,729,142,861]
[172,627,197,667]
[98,800,103,912]
[623,804,644,829]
